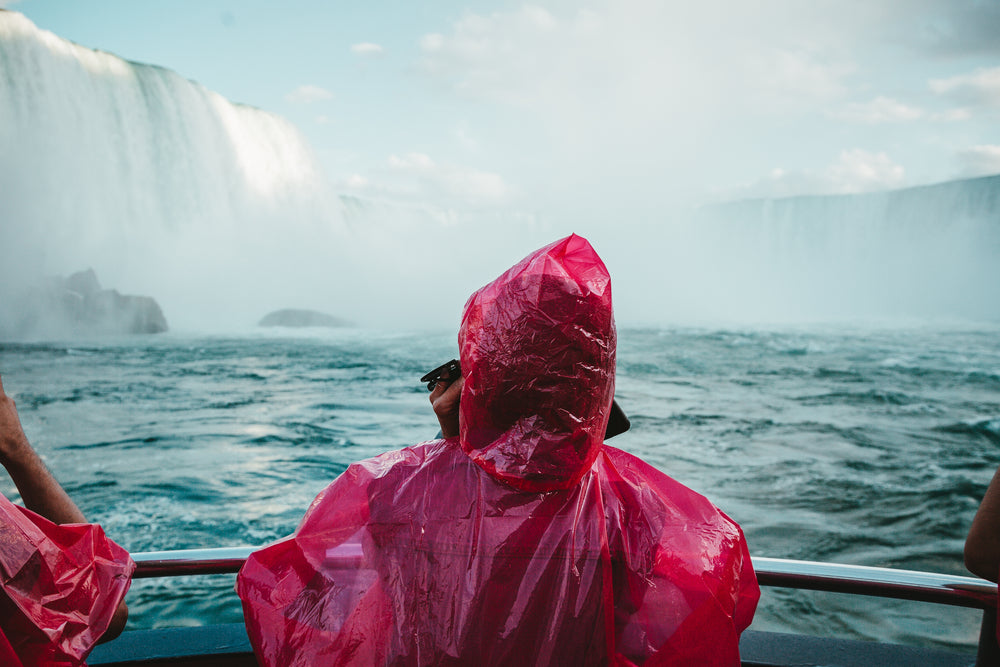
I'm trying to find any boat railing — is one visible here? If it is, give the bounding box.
[129,548,999,664]
[130,548,998,609]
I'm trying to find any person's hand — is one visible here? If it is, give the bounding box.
[430,376,463,439]
[0,374,32,465]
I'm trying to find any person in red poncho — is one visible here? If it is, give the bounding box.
[0,374,134,667]
[237,234,759,666]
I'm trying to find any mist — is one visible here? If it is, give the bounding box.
[1,10,998,340]
[0,11,514,335]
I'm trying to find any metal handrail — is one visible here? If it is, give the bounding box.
[753,556,997,610]
[132,547,254,578]
[130,548,998,610]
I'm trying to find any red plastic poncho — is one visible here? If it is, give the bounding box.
[0,493,134,667]
[237,234,760,666]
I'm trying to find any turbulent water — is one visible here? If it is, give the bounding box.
[0,326,997,653]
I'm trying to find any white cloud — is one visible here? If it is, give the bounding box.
[930,108,972,122]
[351,42,384,56]
[930,66,1000,108]
[336,153,511,207]
[417,4,855,113]
[345,174,369,188]
[740,149,906,198]
[407,2,995,210]
[747,48,853,105]
[388,153,435,170]
[385,152,510,204]
[420,33,444,52]
[416,5,577,108]
[284,84,333,105]
[955,145,1000,178]
[410,2,866,211]
[827,149,905,191]
[833,96,924,123]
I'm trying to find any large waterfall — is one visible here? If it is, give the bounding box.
[0,10,347,333]
[0,11,540,335]
[673,176,1000,323]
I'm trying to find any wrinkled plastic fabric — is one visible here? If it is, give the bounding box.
[0,493,134,666]
[237,234,760,666]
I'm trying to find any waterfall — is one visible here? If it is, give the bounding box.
[680,176,1000,323]
[0,11,540,335]
[0,10,342,333]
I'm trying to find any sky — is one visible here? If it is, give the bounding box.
[8,0,1000,212]
[3,0,1000,329]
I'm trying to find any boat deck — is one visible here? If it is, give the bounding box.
[89,623,978,667]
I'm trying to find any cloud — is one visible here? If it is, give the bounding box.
[955,145,1000,178]
[285,84,334,105]
[905,0,1000,57]
[930,66,1000,108]
[930,108,973,122]
[417,5,578,108]
[409,1,995,210]
[417,4,855,112]
[345,174,369,188]
[351,42,384,56]
[739,149,906,198]
[385,152,510,204]
[335,153,512,209]
[833,96,924,123]
[411,1,867,211]
[746,48,853,105]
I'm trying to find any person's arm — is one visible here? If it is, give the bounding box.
[965,465,1000,582]
[0,376,87,524]
[0,374,128,639]
[429,376,463,439]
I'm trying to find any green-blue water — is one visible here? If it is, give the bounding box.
[2,325,998,652]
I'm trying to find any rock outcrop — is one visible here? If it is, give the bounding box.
[1,269,168,338]
[258,309,352,328]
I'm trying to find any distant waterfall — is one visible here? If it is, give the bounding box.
[0,11,340,332]
[667,176,1000,323]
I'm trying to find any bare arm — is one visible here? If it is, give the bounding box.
[965,465,1000,582]
[0,374,128,640]
[0,375,86,523]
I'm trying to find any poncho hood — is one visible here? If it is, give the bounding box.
[458,234,616,492]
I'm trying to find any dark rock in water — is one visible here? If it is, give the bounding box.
[1,269,168,339]
[84,289,168,334]
[258,309,352,328]
[65,268,102,298]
